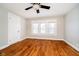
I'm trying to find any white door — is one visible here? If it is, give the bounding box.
[8,12,21,45]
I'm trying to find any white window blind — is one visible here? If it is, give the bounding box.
[31,20,57,35]
[40,23,46,33]
[32,23,39,34]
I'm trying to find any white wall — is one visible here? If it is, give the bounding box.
[0,5,27,49]
[26,16,64,40]
[65,5,79,51]
[0,5,8,48]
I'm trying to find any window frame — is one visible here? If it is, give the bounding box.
[31,20,57,36]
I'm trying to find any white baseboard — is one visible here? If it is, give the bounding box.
[1,38,79,52]
[0,38,64,50]
[0,40,22,50]
[0,45,9,50]
[26,37,64,40]
[64,40,79,52]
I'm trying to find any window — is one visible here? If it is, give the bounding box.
[40,23,46,33]
[31,20,57,35]
[32,23,38,34]
[47,23,56,34]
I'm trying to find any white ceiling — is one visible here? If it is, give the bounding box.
[0,3,78,19]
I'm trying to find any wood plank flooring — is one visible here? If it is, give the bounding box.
[0,38,79,56]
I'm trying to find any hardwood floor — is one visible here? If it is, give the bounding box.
[0,38,79,56]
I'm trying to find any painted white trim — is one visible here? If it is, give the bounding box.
[0,45,9,50]
[26,37,64,40]
[0,39,22,50]
[1,38,79,52]
[0,38,63,50]
[64,40,79,52]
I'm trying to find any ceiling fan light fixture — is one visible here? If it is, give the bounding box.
[33,4,40,10]
[25,3,50,14]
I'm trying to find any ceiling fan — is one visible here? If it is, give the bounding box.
[25,3,50,14]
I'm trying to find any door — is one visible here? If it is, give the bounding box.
[8,12,21,45]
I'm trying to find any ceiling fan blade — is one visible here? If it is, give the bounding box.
[40,5,50,9]
[36,9,40,13]
[25,6,33,10]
